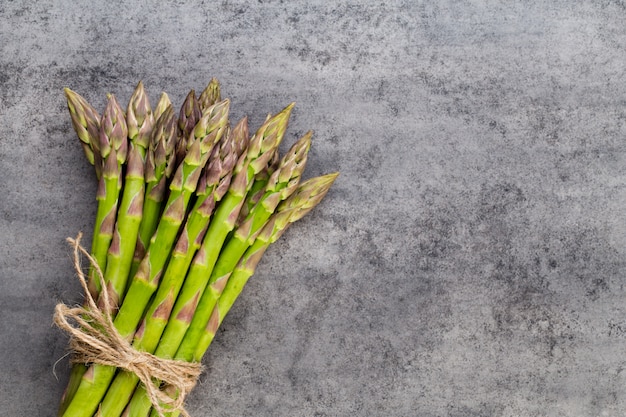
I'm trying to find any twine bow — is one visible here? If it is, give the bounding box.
[53,233,203,417]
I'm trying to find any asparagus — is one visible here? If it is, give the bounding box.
[100,82,154,311]
[150,104,294,362]
[58,84,339,417]
[174,131,311,361]
[87,94,128,299]
[96,118,249,417]
[129,106,177,279]
[98,109,293,417]
[153,92,172,121]
[106,108,294,417]
[198,78,221,111]
[59,99,230,417]
[58,83,154,415]
[124,123,310,417]
[136,173,339,417]
[237,149,280,228]
[126,81,154,152]
[175,91,202,164]
[63,88,102,178]
[58,89,104,416]
[193,173,339,360]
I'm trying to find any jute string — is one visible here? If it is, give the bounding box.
[53,233,203,417]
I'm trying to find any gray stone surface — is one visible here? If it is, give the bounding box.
[2,1,626,416]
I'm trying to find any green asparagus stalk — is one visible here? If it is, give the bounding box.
[96,117,249,417]
[100,81,154,311]
[63,88,102,178]
[138,173,339,417]
[198,78,221,111]
[58,89,103,416]
[59,99,230,417]
[87,94,128,299]
[129,106,177,279]
[174,130,310,362]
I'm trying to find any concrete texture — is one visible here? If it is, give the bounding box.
[1,1,626,416]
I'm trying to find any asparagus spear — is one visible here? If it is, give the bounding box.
[135,173,339,417]
[198,78,221,111]
[87,94,128,299]
[58,89,104,416]
[174,90,201,164]
[63,88,102,178]
[153,92,172,121]
[59,99,230,417]
[100,81,154,311]
[174,131,311,361]
[126,81,154,152]
[234,113,278,225]
[129,106,177,279]
[96,118,249,417]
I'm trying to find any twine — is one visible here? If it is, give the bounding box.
[53,233,203,417]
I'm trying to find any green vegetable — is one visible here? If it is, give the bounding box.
[57,81,337,417]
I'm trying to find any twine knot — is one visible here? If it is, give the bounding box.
[53,233,203,417]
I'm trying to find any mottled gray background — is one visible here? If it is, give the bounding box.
[2,1,626,416]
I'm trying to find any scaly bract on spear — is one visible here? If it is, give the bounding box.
[175,90,202,164]
[198,77,221,111]
[64,88,102,178]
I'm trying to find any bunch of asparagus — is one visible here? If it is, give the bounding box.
[58,79,338,417]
